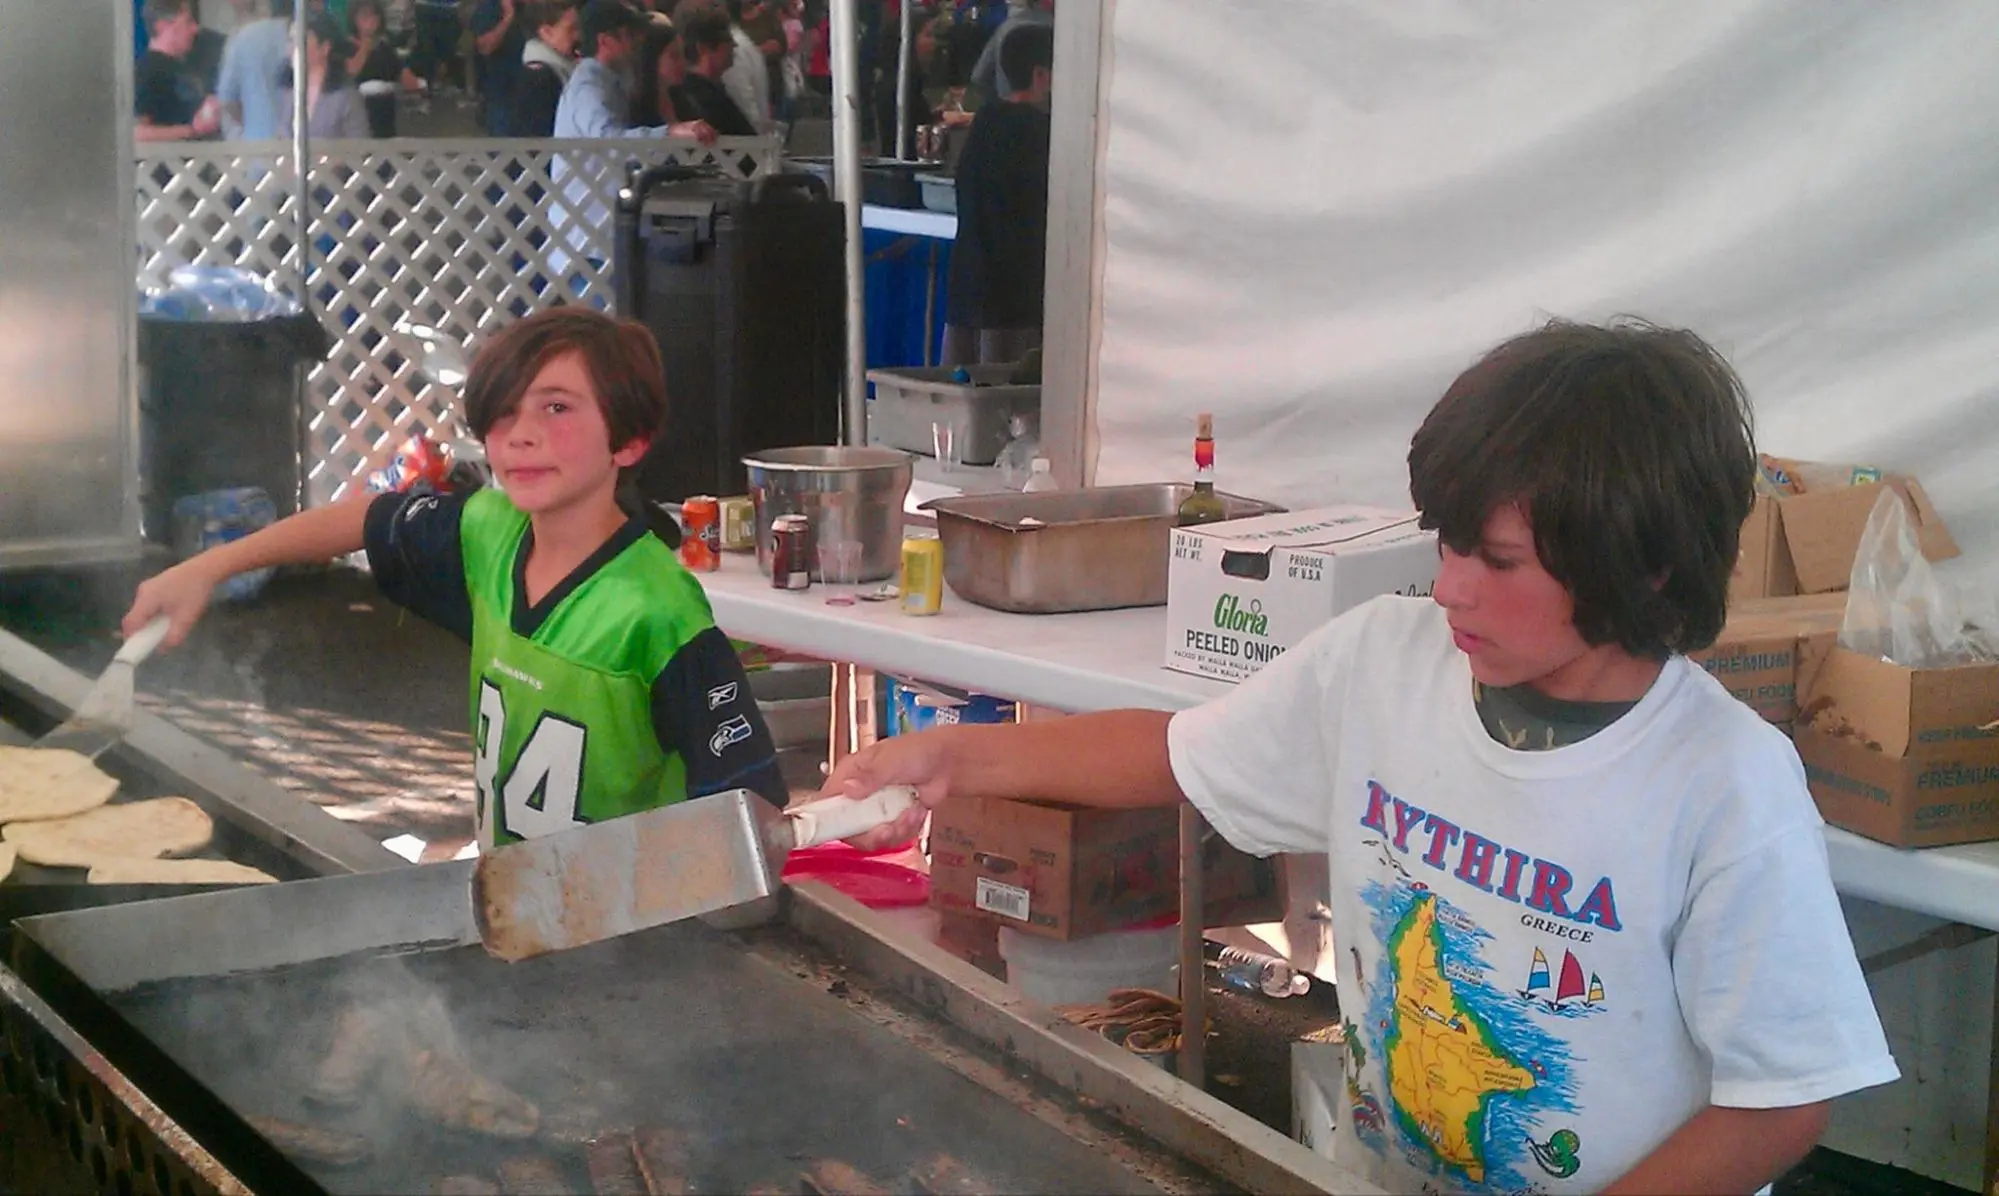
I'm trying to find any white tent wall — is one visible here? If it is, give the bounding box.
[1081,0,1999,1186]
[1088,1,1999,577]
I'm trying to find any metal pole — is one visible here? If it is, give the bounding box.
[831,0,868,445]
[1176,805,1206,1087]
[291,5,312,307]
[894,0,913,161]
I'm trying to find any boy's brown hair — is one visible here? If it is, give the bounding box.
[462,308,667,453]
[1407,318,1756,658]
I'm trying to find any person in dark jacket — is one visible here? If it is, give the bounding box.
[674,6,755,135]
[941,21,1049,366]
[512,0,582,135]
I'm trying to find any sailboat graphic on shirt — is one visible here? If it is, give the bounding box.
[1519,947,1606,1015]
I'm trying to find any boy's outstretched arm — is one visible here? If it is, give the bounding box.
[122,495,375,649]
[824,709,1184,849]
[1603,1102,1829,1195]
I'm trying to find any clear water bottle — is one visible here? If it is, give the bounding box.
[1021,458,1059,492]
[1216,946,1310,998]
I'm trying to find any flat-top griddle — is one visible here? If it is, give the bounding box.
[12,860,1347,1195]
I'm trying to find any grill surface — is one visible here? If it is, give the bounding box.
[109,920,1178,1195]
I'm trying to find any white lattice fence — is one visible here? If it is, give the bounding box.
[136,136,779,504]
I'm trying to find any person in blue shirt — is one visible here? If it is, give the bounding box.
[553,0,715,139]
[548,1,716,289]
[216,0,297,140]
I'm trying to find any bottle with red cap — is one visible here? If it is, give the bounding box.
[1175,413,1227,526]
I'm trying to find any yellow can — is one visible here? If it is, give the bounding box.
[719,496,757,552]
[900,533,944,615]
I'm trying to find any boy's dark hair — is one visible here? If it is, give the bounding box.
[580,0,647,55]
[1407,318,1755,658]
[463,308,667,456]
[678,6,732,60]
[1000,23,1053,93]
[143,0,192,33]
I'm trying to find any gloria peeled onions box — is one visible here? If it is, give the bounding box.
[1165,507,1438,683]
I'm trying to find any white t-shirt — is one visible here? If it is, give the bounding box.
[1168,597,1898,1195]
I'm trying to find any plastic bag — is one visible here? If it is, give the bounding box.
[139,266,302,322]
[1839,487,1999,667]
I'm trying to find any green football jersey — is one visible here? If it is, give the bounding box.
[460,489,716,846]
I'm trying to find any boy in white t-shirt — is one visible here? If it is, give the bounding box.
[827,320,1899,1195]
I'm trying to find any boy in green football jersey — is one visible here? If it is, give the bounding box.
[124,308,785,846]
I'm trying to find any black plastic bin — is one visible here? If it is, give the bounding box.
[135,313,330,544]
[614,166,845,503]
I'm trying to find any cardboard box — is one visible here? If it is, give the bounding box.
[1732,472,1958,599]
[1794,645,1999,846]
[1729,496,1797,602]
[929,797,1285,940]
[934,909,1005,978]
[1165,507,1439,683]
[1687,593,1847,723]
[1794,726,1999,848]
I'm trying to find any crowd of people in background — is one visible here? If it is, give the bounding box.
[134,0,1058,356]
[134,0,1053,154]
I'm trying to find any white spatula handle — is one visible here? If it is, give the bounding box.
[117,616,172,666]
[785,785,919,851]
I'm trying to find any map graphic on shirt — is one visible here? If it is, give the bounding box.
[1361,875,1582,1192]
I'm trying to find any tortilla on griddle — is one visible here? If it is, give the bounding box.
[245,1115,373,1168]
[407,1048,540,1139]
[0,747,118,824]
[86,857,275,886]
[3,797,212,867]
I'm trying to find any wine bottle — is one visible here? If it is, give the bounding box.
[1175,413,1227,526]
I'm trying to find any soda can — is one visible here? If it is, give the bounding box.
[900,532,943,615]
[770,514,813,591]
[680,496,721,572]
[719,496,757,552]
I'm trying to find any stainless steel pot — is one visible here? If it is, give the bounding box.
[743,446,914,582]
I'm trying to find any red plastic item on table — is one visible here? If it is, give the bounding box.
[782,843,930,909]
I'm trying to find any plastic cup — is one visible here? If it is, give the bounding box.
[818,539,863,606]
[931,421,960,472]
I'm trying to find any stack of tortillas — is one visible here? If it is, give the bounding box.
[0,747,274,885]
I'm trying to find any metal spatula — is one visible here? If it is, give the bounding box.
[36,617,172,758]
[474,784,917,962]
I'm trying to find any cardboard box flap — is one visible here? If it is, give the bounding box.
[1730,497,1797,601]
[1721,593,1849,640]
[1180,508,1420,550]
[1800,645,1999,757]
[1780,479,1959,595]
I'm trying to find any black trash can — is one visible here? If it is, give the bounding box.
[613,166,845,504]
[136,313,330,544]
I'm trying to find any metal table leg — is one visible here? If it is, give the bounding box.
[1986,943,1999,1196]
[1177,804,1206,1087]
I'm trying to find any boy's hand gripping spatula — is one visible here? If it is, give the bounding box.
[473,785,918,962]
